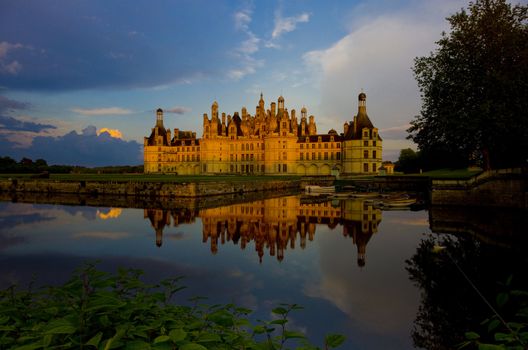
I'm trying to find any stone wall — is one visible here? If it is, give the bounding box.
[0,178,302,198]
[430,168,527,208]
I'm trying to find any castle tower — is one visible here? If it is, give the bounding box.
[156,108,164,127]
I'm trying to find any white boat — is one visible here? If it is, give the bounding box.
[305,185,336,194]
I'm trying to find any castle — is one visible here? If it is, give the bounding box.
[144,93,382,175]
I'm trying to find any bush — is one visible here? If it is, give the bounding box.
[0,263,345,349]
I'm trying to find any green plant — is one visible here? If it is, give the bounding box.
[460,277,528,350]
[0,263,345,349]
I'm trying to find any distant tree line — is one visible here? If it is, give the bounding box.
[0,156,143,174]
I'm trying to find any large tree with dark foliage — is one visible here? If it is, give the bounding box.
[408,0,528,169]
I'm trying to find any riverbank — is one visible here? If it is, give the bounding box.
[0,175,336,206]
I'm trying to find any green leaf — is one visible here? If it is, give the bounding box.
[487,319,501,332]
[478,344,505,350]
[284,330,305,339]
[197,332,221,343]
[494,332,513,342]
[0,315,9,324]
[153,335,170,344]
[325,334,346,348]
[169,328,187,342]
[43,319,76,334]
[465,332,480,340]
[86,332,103,347]
[270,319,288,325]
[125,340,151,350]
[272,307,287,315]
[12,343,43,350]
[496,293,509,308]
[180,343,208,350]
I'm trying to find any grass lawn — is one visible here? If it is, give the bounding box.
[0,173,302,183]
[411,168,483,179]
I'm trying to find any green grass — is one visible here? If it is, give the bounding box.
[417,168,483,179]
[0,173,302,183]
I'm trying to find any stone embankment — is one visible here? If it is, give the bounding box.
[0,178,301,198]
[0,177,311,210]
[430,168,527,209]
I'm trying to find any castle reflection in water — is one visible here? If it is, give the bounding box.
[144,196,381,266]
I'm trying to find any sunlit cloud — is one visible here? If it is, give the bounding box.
[71,107,133,116]
[97,128,123,139]
[96,208,123,220]
[73,231,130,240]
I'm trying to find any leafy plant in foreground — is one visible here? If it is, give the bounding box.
[0,263,345,349]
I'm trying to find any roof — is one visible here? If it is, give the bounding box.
[297,134,343,143]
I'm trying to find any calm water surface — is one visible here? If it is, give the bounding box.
[0,195,525,349]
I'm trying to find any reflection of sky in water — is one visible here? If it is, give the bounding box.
[0,198,432,349]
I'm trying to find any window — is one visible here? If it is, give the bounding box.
[300,144,304,149]
[331,153,334,160]
[336,152,341,160]
[373,163,377,172]
[282,152,287,160]
[373,151,377,159]
[300,153,304,160]
[364,150,368,159]
[363,163,368,172]
[324,143,328,149]
[312,144,315,149]
[330,136,334,142]
[283,164,287,172]
[324,152,328,160]
[373,141,377,146]
[230,165,234,172]
[364,141,368,147]
[363,131,368,138]
[250,154,254,161]
[318,143,322,149]
[318,153,321,160]
[282,122,287,128]
[337,143,340,149]
[312,152,315,160]
[230,154,234,161]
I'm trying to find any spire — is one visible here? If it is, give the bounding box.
[156,108,163,127]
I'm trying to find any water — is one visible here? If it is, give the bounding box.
[0,195,526,349]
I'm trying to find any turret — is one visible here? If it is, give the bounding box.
[156,108,163,127]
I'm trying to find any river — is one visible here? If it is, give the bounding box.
[0,194,526,349]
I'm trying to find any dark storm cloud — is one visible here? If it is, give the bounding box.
[0,95,31,112]
[1,125,142,166]
[0,1,239,91]
[27,126,142,166]
[0,115,56,133]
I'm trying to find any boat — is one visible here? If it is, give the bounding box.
[305,185,336,194]
[382,198,416,207]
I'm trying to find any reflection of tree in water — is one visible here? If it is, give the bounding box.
[406,234,527,349]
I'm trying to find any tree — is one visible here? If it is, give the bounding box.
[408,0,528,169]
[396,148,421,173]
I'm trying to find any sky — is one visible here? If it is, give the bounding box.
[0,0,473,166]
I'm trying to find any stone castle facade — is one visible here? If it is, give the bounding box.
[144,93,382,175]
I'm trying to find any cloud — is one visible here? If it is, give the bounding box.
[228,7,263,80]
[379,124,413,141]
[97,128,123,139]
[165,106,191,115]
[73,231,130,240]
[272,12,310,39]
[97,208,122,220]
[72,107,133,116]
[0,95,30,112]
[0,123,142,166]
[301,2,461,156]
[0,115,55,133]
[0,42,26,75]
[0,2,243,90]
